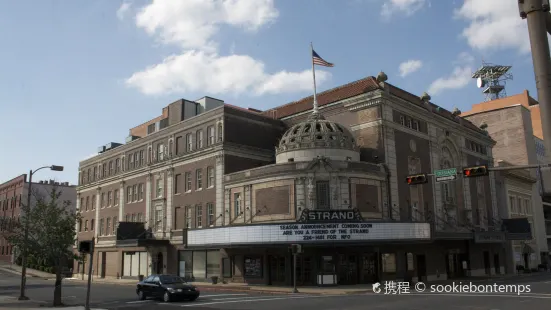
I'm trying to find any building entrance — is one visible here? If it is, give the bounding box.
[360,253,378,283]
[338,254,358,284]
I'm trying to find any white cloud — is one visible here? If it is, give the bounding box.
[455,0,530,54]
[398,59,423,77]
[381,0,427,19]
[125,0,329,97]
[428,53,474,95]
[116,2,132,20]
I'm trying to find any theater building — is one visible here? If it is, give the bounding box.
[75,74,528,285]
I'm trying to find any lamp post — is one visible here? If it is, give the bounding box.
[18,165,64,301]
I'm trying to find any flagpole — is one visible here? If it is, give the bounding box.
[310,42,319,114]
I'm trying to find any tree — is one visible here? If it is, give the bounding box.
[6,187,80,307]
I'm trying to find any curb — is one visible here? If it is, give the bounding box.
[0,267,55,280]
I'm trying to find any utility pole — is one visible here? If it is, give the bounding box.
[519,0,551,159]
[84,238,94,310]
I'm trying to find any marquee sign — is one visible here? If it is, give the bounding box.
[297,209,364,223]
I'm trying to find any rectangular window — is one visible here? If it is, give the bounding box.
[518,197,523,214]
[185,172,192,191]
[174,207,185,230]
[84,220,88,231]
[138,183,144,200]
[207,166,214,188]
[412,121,419,131]
[106,218,111,235]
[128,156,134,169]
[85,197,89,211]
[186,206,192,228]
[509,196,516,213]
[112,216,118,235]
[99,218,104,236]
[234,193,241,217]
[196,205,203,228]
[175,136,183,155]
[207,203,214,226]
[92,197,96,210]
[140,150,144,166]
[127,187,132,203]
[133,184,138,202]
[196,130,203,149]
[207,126,215,145]
[175,174,182,194]
[155,210,163,231]
[137,213,143,222]
[157,143,165,161]
[316,181,330,209]
[382,253,397,273]
[222,258,232,278]
[107,191,112,206]
[114,190,119,206]
[156,179,163,198]
[196,169,203,190]
[101,193,105,208]
[109,161,113,175]
[525,199,531,214]
[186,134,193,152]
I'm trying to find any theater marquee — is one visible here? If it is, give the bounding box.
[187,222,431,246]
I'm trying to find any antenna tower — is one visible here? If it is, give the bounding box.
[472,62,513,101]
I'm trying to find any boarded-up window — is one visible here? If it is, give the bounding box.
[174,207,185,230]
[255,186,290,215]
[356,184,379,212]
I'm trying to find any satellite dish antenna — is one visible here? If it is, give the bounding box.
[477,77,485,88]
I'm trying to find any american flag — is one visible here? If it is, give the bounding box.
[312,49,334,67]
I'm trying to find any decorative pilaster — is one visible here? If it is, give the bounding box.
[339,176,350,209]
[145,173,152,230]
[331,176,339,209]
[215,154,224,226]
[166,168,174,233]
[224,189,231,226]
[118,181,125,221]
[94,187,101,238]
[295,178,305,212]
[244,185,251,223]
[307,177,315,209]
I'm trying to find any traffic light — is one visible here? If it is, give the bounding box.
[406,174,428,185]
[462,165,489,178]
[78,240,93,254]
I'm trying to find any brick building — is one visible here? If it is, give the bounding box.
[75,74,527,285]
[461,91,550,267]
[0,175,76,263]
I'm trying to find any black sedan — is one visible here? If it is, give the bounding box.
[136,274,200,302]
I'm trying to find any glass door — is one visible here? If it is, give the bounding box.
[360,253,377,283]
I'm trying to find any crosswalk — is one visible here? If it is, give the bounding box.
[123,292,339,307]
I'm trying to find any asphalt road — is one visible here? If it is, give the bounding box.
[1,268,551,310]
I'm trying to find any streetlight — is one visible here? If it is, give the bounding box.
[18,165,64,301]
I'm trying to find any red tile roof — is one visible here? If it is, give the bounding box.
[261,76,487,135]
[261,77,381,119]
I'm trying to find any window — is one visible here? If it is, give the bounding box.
[79,219,83,232]
[175,174,182,194]
[196,169,203,190]
[137,213,143,222]
[525,199,532,214]
[207,166,214,188]
[148,147,152,163]
[138,183,144,200]
[140,150,144,166]
[127,186,132,203]
[90,219,94,230]
[217,123,223,141]
[85,197,89,211]
[84,220,88,231]
[132,213,136,222]
[92,197,96,210]
[316,181,330,209]
[133,184,138,201]
[99,218,104,236]
[128,155,134,169]
[107,191,112,207]
[185,172,192,191]
[186,206,192,228]
[175,136,183,155]
[112,216,118,235]
[93,167,97,181]
[509,196,516,213]
[157,143,165,161]
[412,121,419,131]
[382,253,396,273]
[169,140,173,156]
[186,133,193,152]
[207,203,214,226]
[155,210,163,231]
[125,214,130,222]
[207,126,215,145]
[399,116,405,126]
[134,153,139,168]
[518,197,523,214]
[114,190,119,206]
[87,168,91,182]
[106,218,111,235]
[101,193,105,208]
[115,158,120,173]
[196,130,203,149]
[109,161,113,175]
[156,179,163,198]
[196,205,203,228]
[234,193,241,217]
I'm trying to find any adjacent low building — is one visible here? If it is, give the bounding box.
[75,74,528,285]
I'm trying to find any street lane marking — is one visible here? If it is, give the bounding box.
[178,294,344,307]
[200,294,249,297]
[126,300,154,304]
[210,296,290,301]
[390,293,551,299]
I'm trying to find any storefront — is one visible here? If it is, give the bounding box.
[185,209,432,286]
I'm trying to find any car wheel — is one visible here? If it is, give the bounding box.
[163,292,171,303]
[138,290,146,300]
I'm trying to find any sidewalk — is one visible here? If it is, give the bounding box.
[0,296,106,310]
[0,263,57,280]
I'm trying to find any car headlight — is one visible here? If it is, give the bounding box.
[167,288,175,293]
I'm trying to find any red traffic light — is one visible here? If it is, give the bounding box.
[407,177,413,184]
[462,165,488,177]
[405,174,428,185]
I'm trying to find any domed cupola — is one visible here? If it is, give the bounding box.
[275,111,360,164]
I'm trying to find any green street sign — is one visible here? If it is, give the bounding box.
[434,168,457,178]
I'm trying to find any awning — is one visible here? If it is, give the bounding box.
[116,239,170,248]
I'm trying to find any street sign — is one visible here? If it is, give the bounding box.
[435,175,457,182]
[434,168,457,177]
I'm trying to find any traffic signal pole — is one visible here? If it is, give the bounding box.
[520,0,551,161]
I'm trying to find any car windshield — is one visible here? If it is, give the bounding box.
[160,275,185,284]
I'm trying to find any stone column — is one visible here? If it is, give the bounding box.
[166,168,174,234]
[215,154,224,226]
[382,105,399,220]
[224,189,231,226]
[118,181,125,221]
[295,178,305,213]
[94,188,101,238]
[145,173,152,230]
[244,185,251,223]
[339,176,350,209]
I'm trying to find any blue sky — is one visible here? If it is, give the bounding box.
[0,0,538,185]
